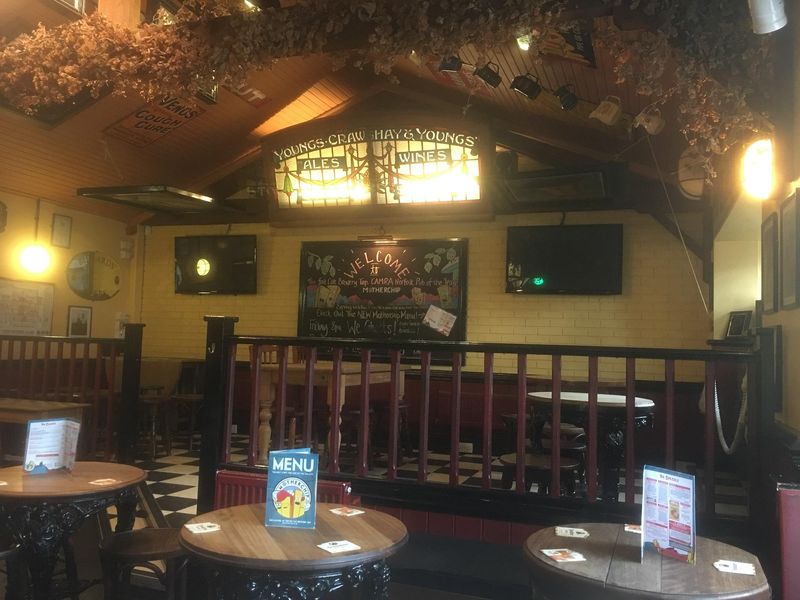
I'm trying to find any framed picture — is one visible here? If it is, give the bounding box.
[725,310,752,338]
[781,193,800,309]
[0,278,54,335]
[51,213,72,248]
[67,305,91,338]
[761,213,778,314]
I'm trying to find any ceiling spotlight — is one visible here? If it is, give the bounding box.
[510,73,542,100]
[474,62,502,88]
[439,56,463,73]
[553,84,578,111]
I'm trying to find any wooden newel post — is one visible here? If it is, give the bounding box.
[117,323,144,465]
[197,316,238,514]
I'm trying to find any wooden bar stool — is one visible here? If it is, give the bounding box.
[99,528,187,600]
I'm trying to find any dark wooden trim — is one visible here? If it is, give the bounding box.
[117,323,144,465]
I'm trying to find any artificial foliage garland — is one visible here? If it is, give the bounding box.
[0,0,777,171]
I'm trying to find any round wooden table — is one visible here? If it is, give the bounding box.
[529,392,656,501]
[524,522,771,599]
[0,461,146,600]
[180,502,408,599]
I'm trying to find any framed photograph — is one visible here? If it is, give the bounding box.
[67,305,91,338]
[725,310,752,338]
[51,213,72,248]
[761,213,778,314]
[781,193,800,309]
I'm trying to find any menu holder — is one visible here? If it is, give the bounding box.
[24,418,80,473]
[640,465,696,564]
[265,448,319,529]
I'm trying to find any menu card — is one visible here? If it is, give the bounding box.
[24,418,80,473]
[266,448,319,529]
[641,465,696,564]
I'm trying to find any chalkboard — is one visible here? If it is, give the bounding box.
[298,239,467,343]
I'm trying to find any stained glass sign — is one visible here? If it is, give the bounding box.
[272,126,480,207]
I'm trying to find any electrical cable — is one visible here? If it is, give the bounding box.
[646,135,710,314]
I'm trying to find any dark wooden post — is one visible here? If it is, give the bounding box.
[197,316,238,514]
[117,323,144,465]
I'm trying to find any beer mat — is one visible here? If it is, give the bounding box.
[318,540,361,553]
[541,548,586,562]
[185,522,221,534]
[89,478,119,486]
[555,526,589,538]
[329,507,365,516]
[714,560,755,575]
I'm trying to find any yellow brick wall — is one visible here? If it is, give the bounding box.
[139,210,711,382]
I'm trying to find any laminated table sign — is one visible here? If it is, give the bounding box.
[266,448,319,528]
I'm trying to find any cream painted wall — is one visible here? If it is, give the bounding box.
[0,191,133,338]
[713,241,760,338]
[138,210,711,382]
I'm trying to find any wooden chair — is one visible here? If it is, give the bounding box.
[214,469,359,509]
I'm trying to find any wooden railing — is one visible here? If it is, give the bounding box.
[196,316,779,529]
[0,324,144,461]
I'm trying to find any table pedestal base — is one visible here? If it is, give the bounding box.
[205,559,391,599]
[0,487,138,600]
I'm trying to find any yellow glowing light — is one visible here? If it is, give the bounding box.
[19,244,51,274]
[196,258,211,277]
[742,138,774,200]
[298,179,371,206]
[516,34,531,51]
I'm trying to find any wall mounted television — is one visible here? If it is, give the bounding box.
[506,224,623,295]
[175,235,257,294]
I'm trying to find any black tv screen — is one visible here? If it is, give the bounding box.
[175,235,257,294]
[506,225,623,294]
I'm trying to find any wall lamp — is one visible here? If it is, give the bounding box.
[510,73,542,100]
[474,62,502,88]
[19,198,51,275]
[439,56,463,73]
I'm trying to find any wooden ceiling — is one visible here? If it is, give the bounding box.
[0,0,704,229]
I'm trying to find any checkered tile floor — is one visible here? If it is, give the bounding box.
[134,435,749,526]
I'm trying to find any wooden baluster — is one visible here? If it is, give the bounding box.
[515,353,527,494]
[224,343,238,464]
[54,342,64,402]
[587,355,598,502]
[42,341,52,399]
[387,349,401,480]
[329,348,343,475]
[302,347,316,449]
[418,351,431,484]
[665,359,676,469]
[482,352,494,489]
[67,342,77,400]
[550,355,562,498]
[247,345,261,467]
[625,357,636,504]
[105,345,118,460]
[17,340,27,395]
[449,352,462,487]
[29,340,39,397]
[274,346,288,451]
[357,349,371,478]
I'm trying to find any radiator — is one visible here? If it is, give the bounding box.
[214,469,358,509]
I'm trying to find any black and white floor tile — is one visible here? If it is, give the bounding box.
[134,436,748,527]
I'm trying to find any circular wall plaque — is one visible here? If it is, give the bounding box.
[66,251,121,300]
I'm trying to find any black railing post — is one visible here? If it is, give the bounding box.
[197,316,239,514]
[117,323,144,465]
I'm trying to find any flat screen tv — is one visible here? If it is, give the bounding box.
[506,224,623,295]
[175,235,257,294]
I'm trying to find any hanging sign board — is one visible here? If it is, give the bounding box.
[104,96,205,147]
[298,239,468,343]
